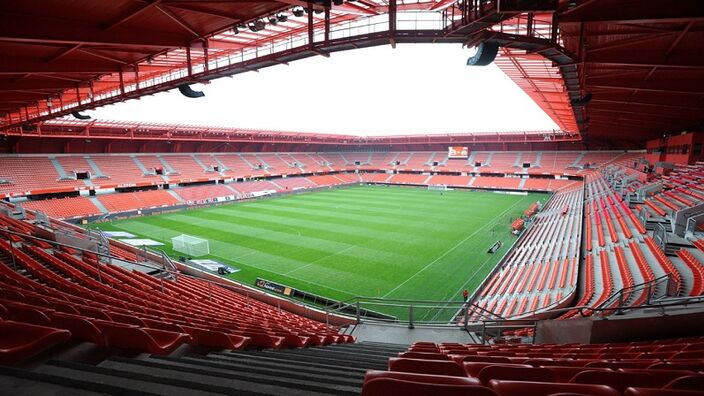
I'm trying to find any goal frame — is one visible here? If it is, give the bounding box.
[171,234,210,257]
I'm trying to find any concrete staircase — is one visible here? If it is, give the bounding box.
[513,152,523,168]
[49,157,72,180]
[0,342,407,396]
[533,152,543,168]
[131,156,152,175]
[157,156,177,174]
[191,154,211,172]
[85,157,107,178]
[570,152,586,168]
[88,197,108,214]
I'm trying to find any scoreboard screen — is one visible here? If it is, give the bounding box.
[448,146,469,159]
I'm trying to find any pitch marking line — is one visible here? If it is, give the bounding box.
[382,196,530,298]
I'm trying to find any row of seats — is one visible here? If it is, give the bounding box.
[0,151,636,197]
[362,339,704,395]
[468,186,584,321]
[0,212,353,364]
[97,190,180,213]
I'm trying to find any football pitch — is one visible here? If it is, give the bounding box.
[95,185,546,320]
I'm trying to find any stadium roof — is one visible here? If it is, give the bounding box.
[1,0,702,146]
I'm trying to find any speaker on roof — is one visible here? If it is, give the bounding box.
[466,42,499,66]
[570,92,593,106]
[178,84,205,98]
[71,111,91,120]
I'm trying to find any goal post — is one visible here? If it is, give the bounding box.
[171,234,210,257]
[428,184,448,191]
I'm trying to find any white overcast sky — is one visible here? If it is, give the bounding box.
[86,44,558,136]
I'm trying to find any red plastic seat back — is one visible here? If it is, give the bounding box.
[664,375,704,390]
[388,358,467,377]
[362,377,496,396]
[0,320,71,365]
[49,312,103,345]
[478,365,555,385]
[624,388,704,396]
[463,362,531,378]
[364,370,480,386]
[570,370,657,393]
[489,379,621,396]
[544,366,612,383]
[399,351,451,360]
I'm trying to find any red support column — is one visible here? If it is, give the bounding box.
[389,0,397,48]
[324,7,330,42]
[203,47,209,72]
[307,4,314,49]
[186,47,193,76]
[119,70,125,95]
[134,65,140,89]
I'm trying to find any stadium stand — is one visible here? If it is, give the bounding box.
[97,190,179,213]
[172,184,234,203]
[427,175,472,187]
[159,155,211,181]
[271,176,316,190]
[361,338,704,396]
[388,173,429,185]
[472,176,522,190]
[0,2,703,393]
[468,185,584,320]
[360,173,392,183]
[20,197,103,219]
[0,157,84,196]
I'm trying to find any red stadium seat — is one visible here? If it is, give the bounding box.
[94,320,190,355]
[478,365,555,385]
[624,389,704,396]
[389,358,467,377]
[399,351,452,360]
[488,379,621,396]
[543,366,613,382]
[0,321,71,364]
[464,362,531,377]
[362,377,496,396]
[364,370,481,385]
[570,370,658,393]
[48,312,104,345]
[664,375,704,390]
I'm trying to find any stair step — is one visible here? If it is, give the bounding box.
[144,355,364,388]
[195,353,364,380]
[211,351,368,373]
[225,350,387,370]
[99,356,358,396]
[0,366,125,396]
[35,360,219,396]
[252,347,390,364]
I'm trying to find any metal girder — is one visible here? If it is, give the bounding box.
[559,0,704,24]
[0,12,192,49]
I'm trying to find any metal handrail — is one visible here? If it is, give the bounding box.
[592,274,673,316]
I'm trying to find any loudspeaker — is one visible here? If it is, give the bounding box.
[71,111,91,120]
[178,84,205,98]
[570,92,592,106]
[467,42,499,66]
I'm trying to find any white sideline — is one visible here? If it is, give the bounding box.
[382,195,531,298]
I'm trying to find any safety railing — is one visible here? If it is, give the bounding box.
[593,274,674,317]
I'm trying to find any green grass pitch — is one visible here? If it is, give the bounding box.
[94,185,546,320]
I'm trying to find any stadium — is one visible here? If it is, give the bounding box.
[0,1,703,395]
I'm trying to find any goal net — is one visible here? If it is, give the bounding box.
[428,184,448,191]
[171,234,210,257]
